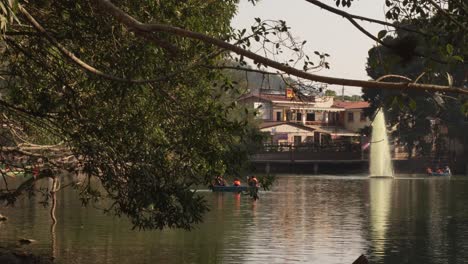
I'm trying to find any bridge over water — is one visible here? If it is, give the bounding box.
[251,144,367,174]
[250,144,464,174]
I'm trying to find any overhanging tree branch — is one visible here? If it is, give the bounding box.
[17,5,169,84]
[304,0,456,65]
[304,0,430,36]
[94,0,468,95]
[0,171,53,204]
[203,65,281,76]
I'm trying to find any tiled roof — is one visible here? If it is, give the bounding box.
[238,93,316,103]
[332,100,370,109]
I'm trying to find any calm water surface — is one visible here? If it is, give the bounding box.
[1,175,468,264]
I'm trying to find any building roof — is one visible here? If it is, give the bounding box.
[332,100,370,109]
[239,93,316,103]
[259,121,316,132]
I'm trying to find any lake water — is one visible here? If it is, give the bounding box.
[1,175,468,264]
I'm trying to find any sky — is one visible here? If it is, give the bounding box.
[231,0,387,95]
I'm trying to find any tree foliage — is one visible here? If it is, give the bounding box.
[0,0,467,230]
[363,13,467,158]
[0,0,264,230]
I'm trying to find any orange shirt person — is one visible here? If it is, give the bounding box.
[248,175,259,187]
[233,178,241,186]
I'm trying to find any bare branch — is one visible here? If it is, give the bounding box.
[304,0,455,65]
[376,74,413,82]
[94,0,468,95]
[304,0,430,36]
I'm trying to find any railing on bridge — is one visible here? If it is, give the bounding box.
[254,142,363,161]
[259,142,361,153]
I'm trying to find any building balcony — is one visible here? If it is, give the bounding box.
[288,120,342,127]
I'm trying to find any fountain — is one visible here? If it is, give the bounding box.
[369,108,394,177]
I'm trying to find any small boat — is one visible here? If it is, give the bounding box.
[211,185,253,192]
[430,172,451,176]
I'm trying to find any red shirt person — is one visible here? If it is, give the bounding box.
[233,178,241,186]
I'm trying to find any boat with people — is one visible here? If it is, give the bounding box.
[426,166,451,177]
[429,172,451,177]
[210,175,260,199]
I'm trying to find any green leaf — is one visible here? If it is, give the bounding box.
[398,97,404,110]
[409,98,416,110]
[462,102,468,115]
[446,44,453,56]
[377,30,387,40]
[452,55,464,62]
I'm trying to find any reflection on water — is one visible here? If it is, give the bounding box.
[1,175,468,263]
[369,178,393,258]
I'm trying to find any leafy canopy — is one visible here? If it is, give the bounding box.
[0,0,261,230]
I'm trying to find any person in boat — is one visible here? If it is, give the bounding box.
[444,166,452,176]
[248,175,259,188]
[436,168,443,174]
[213,175,226,186]
[247,175,260,200]
[233,178,241,187]
[426,167,433,175]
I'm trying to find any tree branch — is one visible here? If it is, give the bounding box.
[304,0,430,36]
[376,74,413,82]
[426,0,466,29]
[17,5,170,84]
[0,170,53,204]
[304,0,455,65]
[306,0,395,50]
[94,0,468,95]
[203,65,281,76]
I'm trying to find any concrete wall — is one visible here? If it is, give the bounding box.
[343,109,370,132]
[241,97,273,120]
[261,124,314,144]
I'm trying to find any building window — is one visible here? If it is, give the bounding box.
[360,112,366,121]
[348,112,354,122]
[293,136,302,146]
[306,113,315,121]
[276,112,282,121]
[296,112,302,121]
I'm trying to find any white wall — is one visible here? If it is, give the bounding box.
[254,101,272,120]
[261,124,315,144]
[344,109,370,132]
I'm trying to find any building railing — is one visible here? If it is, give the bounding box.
[259,142,361,153]
[287,120,341,126]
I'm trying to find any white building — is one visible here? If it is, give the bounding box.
[239,91,371,145]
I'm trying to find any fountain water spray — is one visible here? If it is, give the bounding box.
[369,108,394,177]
